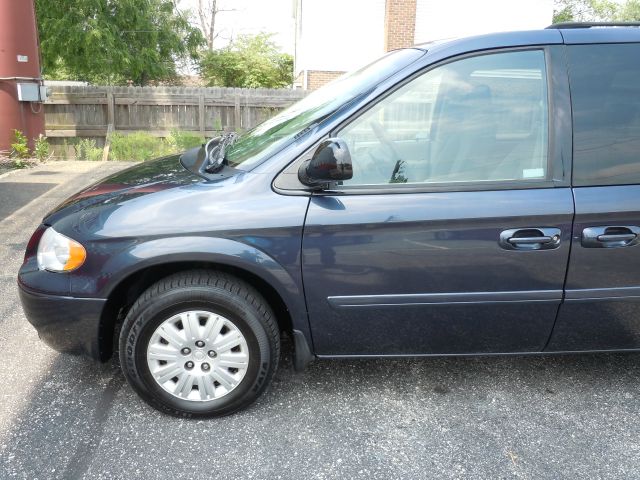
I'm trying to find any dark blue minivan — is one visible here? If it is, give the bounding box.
[18,23,640,416]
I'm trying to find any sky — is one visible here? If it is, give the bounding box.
[177,0,635,49]
[177,0,296,53]
[414,0,554,42]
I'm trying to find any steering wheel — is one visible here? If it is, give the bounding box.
[347,120,406,185]
[369,120,406,182]
[370,120,402,163]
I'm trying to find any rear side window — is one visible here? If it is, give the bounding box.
[569,44,640,186]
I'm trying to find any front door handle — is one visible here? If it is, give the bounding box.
[499,228,561,251]
[582,226,640,248]
[507,236,553,245]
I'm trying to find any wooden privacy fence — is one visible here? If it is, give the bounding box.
[44,85,308,143]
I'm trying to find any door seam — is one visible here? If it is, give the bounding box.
[298,195,317,353]
[542,41,575,352]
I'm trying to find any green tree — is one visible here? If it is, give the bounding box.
[199,33,293,88]
[36,0,204,85]
[615,0,640,20]
[553,0,640,22]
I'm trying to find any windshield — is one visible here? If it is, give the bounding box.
[225,48,425,170]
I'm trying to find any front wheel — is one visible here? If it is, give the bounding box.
[119,270,280,417]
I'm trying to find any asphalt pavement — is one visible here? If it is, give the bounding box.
[1,161,640,479]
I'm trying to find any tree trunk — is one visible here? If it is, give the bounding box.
[198,0,218,51]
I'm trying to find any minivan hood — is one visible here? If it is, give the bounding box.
[45,153,205,223]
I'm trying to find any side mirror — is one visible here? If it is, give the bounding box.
[298,138,353,188]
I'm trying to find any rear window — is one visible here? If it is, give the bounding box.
[569,44,640,186]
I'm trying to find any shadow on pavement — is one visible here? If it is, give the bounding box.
[0,183,57,221]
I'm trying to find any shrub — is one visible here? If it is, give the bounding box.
[10,130,29,159]
[75,138,102,161]
[165,129,204,151]
[108,130,202,161]
[34,134,51,162]
[61,139,71,160]
[109,132,172,161]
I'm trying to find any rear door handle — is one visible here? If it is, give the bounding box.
[597,233,636,242]
[582,226,640,248]
[499,228,562,251]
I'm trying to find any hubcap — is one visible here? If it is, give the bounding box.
[146,310,249,402]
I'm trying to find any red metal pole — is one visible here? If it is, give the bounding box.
[0,0,45,153]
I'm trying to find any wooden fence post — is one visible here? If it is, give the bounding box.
[106,91,115,129]
[198,94,205,137]
[102,91,115,161]
[102,123,113,161]
[234,93,241,130]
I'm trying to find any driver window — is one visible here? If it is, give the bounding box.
[338,50,549,186]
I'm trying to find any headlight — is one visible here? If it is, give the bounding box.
[37,227,86,272]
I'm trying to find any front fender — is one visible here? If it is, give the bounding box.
[70,235,309,336]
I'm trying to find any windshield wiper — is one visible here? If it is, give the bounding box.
[204,132,238,173]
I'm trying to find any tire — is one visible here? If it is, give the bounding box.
[118,270,280,417]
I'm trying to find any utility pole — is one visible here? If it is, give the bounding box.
[0,0,45,153]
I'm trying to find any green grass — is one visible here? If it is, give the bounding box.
[108,130,204,161]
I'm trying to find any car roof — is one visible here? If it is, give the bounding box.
[412,24,640,59]
[413,29,562,58]
[554,25,640,44]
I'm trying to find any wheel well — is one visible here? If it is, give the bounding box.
[98,262,294,361]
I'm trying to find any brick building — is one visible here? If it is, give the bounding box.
[293,0,553,90]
